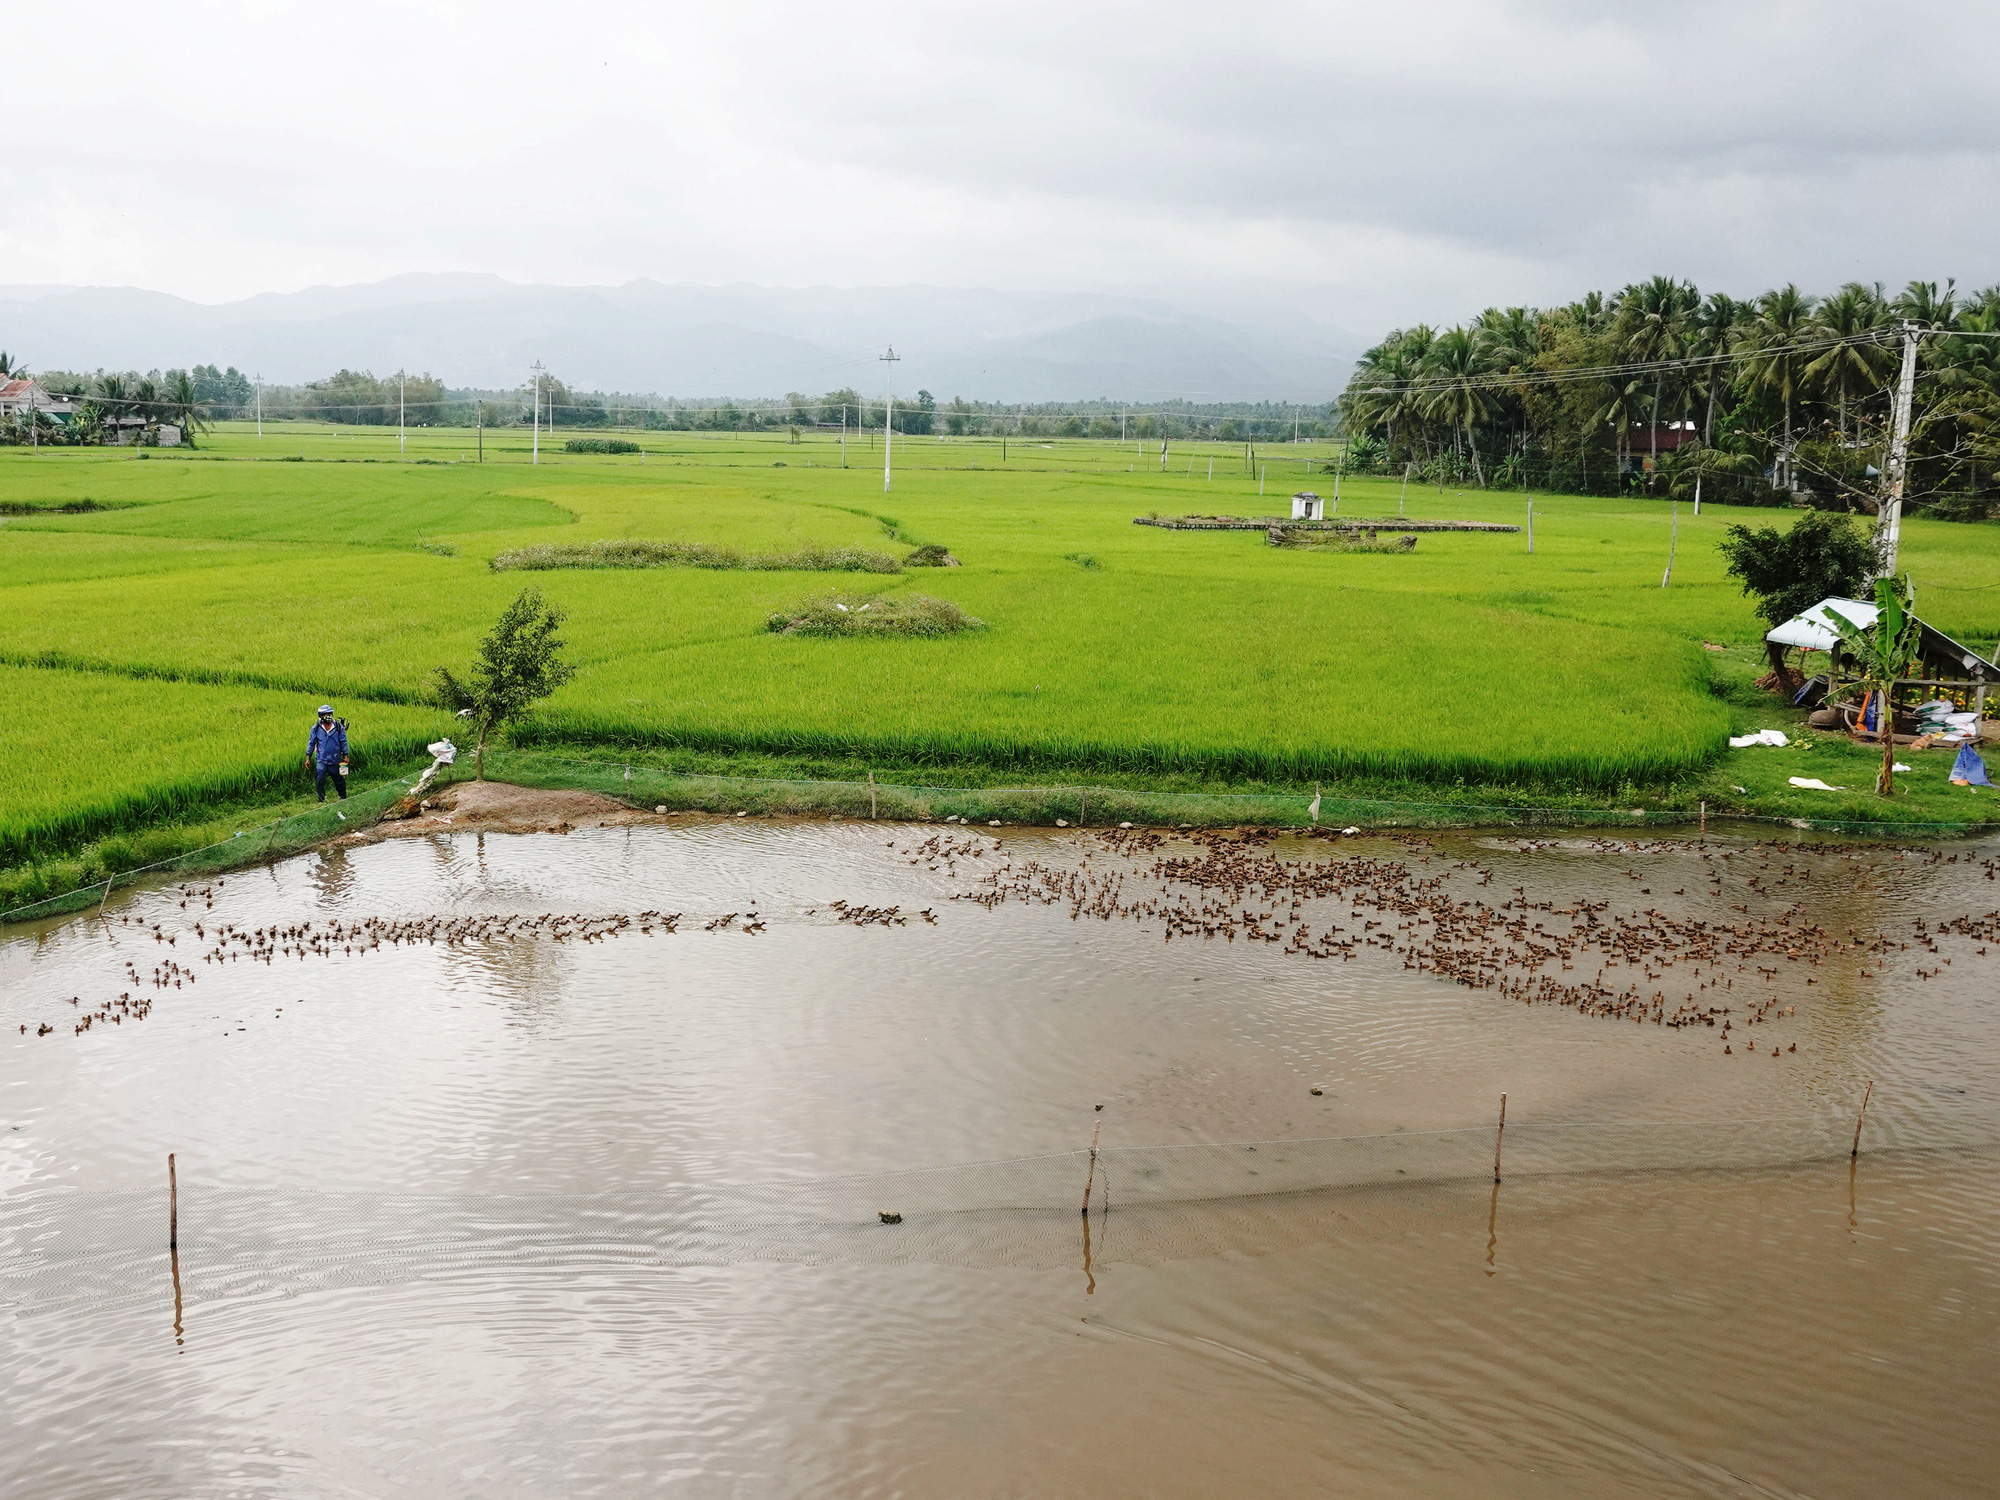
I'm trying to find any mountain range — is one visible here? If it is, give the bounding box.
[0,276,1359,403]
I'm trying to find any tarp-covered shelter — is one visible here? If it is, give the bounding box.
[1767,596,1996,721]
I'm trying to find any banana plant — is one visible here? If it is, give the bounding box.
[1829,575,1923,796]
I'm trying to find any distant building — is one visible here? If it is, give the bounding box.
[1623,422,1698,473]
[1291,491,1325,521]
[0,377,76,420]
[97,418,180,446]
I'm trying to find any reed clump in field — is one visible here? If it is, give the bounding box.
[491,540,902,573]
[766,591,985,639]
[563,438,642,454]
[904,543,960,567]
[1267,526,1417,553]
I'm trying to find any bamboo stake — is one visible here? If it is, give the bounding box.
[1081,1118,1102,1217]
[869,771,877,820]
[1851,1079,1873,1159]
[1492,1093,1507,1184]
[168,1152,178,1250]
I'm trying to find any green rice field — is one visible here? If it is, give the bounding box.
[3,419,1999,893]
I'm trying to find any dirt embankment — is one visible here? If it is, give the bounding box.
[334,779,661,846]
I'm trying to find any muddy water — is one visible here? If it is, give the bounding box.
[2,822,1998,1497]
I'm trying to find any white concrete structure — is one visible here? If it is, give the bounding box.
[1290,491,1324,521]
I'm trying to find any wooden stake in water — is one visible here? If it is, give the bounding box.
[1699,800,1706,839]
[869,770,878,820]
[1492,1093,1508,1184]
[1081,1118,1102,1217]
[168,1152,178,1250]
[1851,1079,1873,1159]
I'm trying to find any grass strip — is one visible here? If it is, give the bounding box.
[490,539,902,573]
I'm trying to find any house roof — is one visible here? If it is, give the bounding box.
[1766,596,1997,672]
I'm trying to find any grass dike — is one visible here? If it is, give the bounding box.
[490,539,902,573]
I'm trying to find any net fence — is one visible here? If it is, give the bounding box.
[475,748,2000,840]
[7,747,1996,930]
[5,1113,1993,1310]
[0,769,423,928]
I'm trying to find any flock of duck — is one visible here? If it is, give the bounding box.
[941,827,2000,1059]
[15,831,2000,1052]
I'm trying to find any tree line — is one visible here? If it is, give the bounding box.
[1339,277,2000,519]
[10,356,1343,444]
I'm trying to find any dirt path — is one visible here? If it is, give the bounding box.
[335,779,663,845]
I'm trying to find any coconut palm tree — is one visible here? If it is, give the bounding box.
[162,370,210,447]
[1689,293,1746,443]
[1419,326,1495,485]
[1804,283,1894,445]
[1475,307,1540,470]
[1891,279,1959,331]
[1590,376,1647,482]
[1613,275,1700,487]
[1343,326,1436,461]
[1737,285,1819,491]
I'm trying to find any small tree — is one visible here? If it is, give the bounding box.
[430,587,576,780]
[1829,576,1923,797]
[1718,509,1878,682]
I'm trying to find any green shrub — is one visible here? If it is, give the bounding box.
[563,438,641,454]
[905,543,960,567]
[766,591,985,638]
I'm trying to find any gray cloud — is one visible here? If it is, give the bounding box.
[5,0,1997,342]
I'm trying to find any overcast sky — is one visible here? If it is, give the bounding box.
[8,0,1998,335]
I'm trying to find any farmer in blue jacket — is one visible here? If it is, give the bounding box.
[308,705,349,802]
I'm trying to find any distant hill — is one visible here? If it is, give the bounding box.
[0,275,1359,403]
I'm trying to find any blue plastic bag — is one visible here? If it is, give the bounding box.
[1951,745,1991,787]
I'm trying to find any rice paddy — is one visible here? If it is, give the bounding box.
[3,419,1999,888]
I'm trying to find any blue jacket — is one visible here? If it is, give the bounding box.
[309,720,348,770]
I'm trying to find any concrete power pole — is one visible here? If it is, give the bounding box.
[398,370,406,455]
[1875,321,1921,578]
[255,373,263,438]
[880,346,900,493]
[530,360,545,466]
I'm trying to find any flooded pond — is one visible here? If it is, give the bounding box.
[4,819,1999,1497]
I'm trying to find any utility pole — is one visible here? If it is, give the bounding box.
[530,360,544,466]
[27,383,36,453]
[841,402,847,468]
[1876,320,1921,577]
[476,398,483,463]
[398,370,406,455]
[255,373,263,438]
[880,346,899,493]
